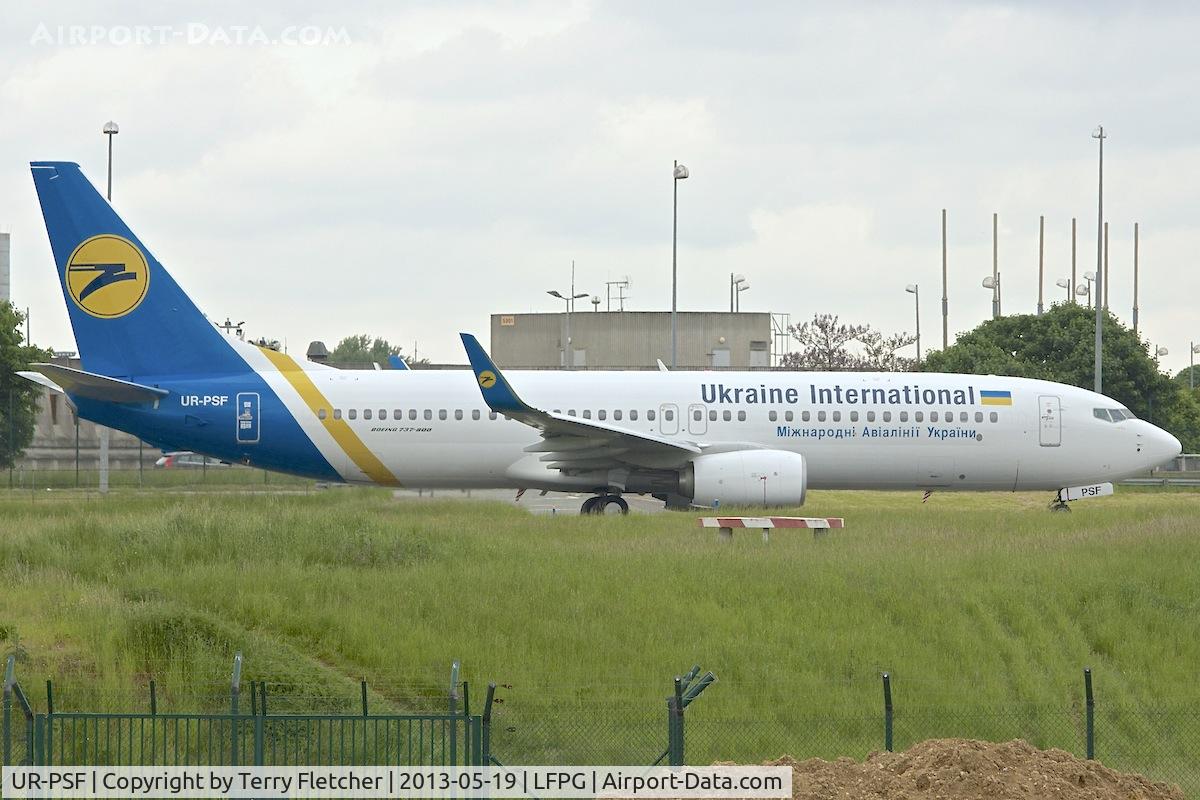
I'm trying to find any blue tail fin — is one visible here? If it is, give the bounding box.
[31,161,247,379]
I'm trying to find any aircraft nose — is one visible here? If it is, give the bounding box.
[1146,425,1182,467]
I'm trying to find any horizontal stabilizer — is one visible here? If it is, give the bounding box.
[19,363,168,404]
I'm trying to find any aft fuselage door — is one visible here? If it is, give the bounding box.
[1038,395,1061,447]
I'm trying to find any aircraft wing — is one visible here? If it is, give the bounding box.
[459,333,701,473]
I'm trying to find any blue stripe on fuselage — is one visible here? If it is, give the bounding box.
[72,368,341,482]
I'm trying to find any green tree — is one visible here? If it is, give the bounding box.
[327,335,402,367]
[0,302,52,468]
[922,304,1199,450]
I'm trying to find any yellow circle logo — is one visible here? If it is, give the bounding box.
[64,234,150,318]
[478,371,497,388]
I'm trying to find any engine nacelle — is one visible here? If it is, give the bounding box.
[679,450,807,507]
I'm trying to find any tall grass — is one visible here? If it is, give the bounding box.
[1,488,1198,785]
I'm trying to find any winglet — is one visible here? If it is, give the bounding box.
[387,355,409,370]
[459,333,529,414]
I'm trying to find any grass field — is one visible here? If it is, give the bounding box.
[1,486,1199,786]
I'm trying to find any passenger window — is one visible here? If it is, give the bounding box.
[975,411,983,423]
[818,411,827,422]
[989,412,998,423]
[737,410,746,422]
[832,411,841,422]
[899,411,908,422]
[867,411,875,422]
[394,409,402,419]
[850,411,859,422]
[930,411,939,422]
[664,409,674,421]
[489,412,498,420]
[363,409,372,420]
[379,409,387,420]
[960,412,968,423]
[630,410,638,421]
[568,409,576,417]
[785,410,794,422]
[318,408,327,420]
[424,409,433,420]
[454,409,463,420]
[409,409,417,420]
[348,409,357,420]
[802,410,811,422]
[693,409,702,421]
[583,410,592,419]
[472,410,481,420]
[915,411,923,422]
[598,410,607,421]
[723,410,732,421]
[614,410,622,421]
[883,411,892,422]
[648,410,656,421]
[439,410,447,420]
[769,410,778,422]
[709,410,717,421]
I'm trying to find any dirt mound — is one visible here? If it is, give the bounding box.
[763,739,1184,800]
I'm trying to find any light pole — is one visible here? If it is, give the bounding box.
[101,120,119,494]
[730,273,749,312]
[1093,125,1106,393]
[548,261,588,369]
[1037,215,1045,315]
[671,161,689,368]
[1055,278,1071,302]
[982,275,1000,317]
[941,208,948,349]
[1082,271,1096,308]
[103,121,118,200]
[905,284,920,364]
[1191,342,1200,391]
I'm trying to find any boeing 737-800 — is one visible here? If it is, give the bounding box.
[19,162,1181,513]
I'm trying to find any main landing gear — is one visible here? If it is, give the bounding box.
[1049,491,1071,513]
[581,494,630,515]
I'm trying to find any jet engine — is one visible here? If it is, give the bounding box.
[679,450,807,507]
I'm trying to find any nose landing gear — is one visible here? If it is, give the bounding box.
[581,494,630,515]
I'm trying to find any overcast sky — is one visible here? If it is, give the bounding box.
[2,1,1198,371]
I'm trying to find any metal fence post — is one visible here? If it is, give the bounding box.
[33,714,45,766]
[1084,668,1094,760]
[254,714,265,767]
[882,673,893,753]
[3,655,13,766]
[361,680,369,718]
[230,652,242,765]
[448,661,460,766]
[669,677,685,767]
[482,683,496,767]
[149,680,157,716]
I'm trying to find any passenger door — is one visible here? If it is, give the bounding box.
[687,404,707,436]
[1038,395,1061,447]
[659,404,679,435]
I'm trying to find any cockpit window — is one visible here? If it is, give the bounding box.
[1094,408,1112,422]
[1095,407,1135,423]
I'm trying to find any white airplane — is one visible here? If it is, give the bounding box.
[20,162,1182,514]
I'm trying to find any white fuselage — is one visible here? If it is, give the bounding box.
[244,357,1179,493]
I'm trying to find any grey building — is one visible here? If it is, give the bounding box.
[490,311,780,369]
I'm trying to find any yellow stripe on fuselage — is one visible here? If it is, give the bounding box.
[258,348,402,487]
[980,396,1013,406]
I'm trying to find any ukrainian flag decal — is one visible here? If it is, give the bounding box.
[980,390,1013,406]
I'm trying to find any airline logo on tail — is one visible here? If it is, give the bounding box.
[65,234,149,318]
